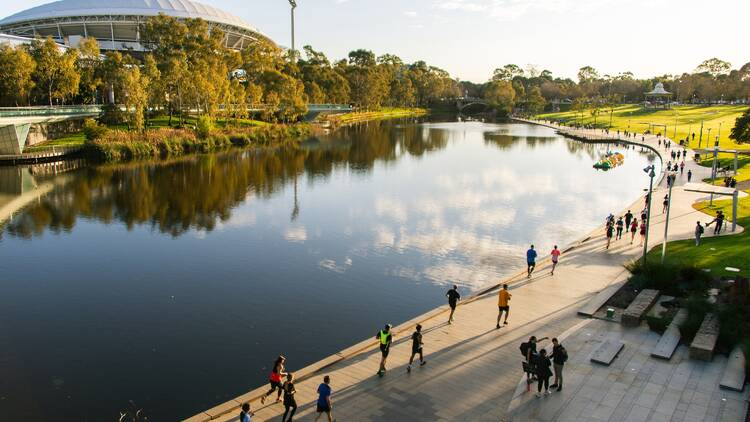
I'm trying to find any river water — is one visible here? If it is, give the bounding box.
[0,120,659,420]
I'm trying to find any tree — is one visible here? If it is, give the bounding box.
[0,44,35,106]
[729,108,750,144]
[483,80,515,115]
[523,86,546,114]
[121,66,149,131]
[76,37,101,104]
[492,64,524,81]
[30,37,79,105]
[577,66,599,83]
[696,58,731,77]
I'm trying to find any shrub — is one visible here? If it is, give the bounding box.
[196,115,213,139]
[625,261,710,297]
[679,293,712,342]
[82,118,108,141]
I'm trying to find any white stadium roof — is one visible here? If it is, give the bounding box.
[0,0,273,51]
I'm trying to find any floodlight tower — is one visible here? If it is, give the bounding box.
[288,0,297,58]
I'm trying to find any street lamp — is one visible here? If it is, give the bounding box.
[643,165,656,265]
[661,170,674,263]
[288,0,297,58]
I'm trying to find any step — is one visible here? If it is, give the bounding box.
[578,283,622,317]
[651,309,687,360]
[719,346,746,392]
[621,289,660,327]
[591,339,625,365]
[689,313,720,361]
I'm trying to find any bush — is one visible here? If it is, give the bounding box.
[82,118,108,141]
[679,293,712,342]
[626,261,710,297]
[196,115,213,139]
[99,104,126,125]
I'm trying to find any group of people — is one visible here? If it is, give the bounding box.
[525,244,561,278]
[695,210,727,246]
[521,335,569,397]
[605,209,647,249]
[723,176,738,188]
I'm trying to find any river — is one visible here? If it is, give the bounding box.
[0,119,659,420]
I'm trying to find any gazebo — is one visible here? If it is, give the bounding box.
[644,82,672,109]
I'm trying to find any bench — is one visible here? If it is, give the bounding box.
[578,283,622,317]
[689,313,720,361]
[719,346,746,392]
[591,339,625,365]
[621,289,659,327]
[651,309,687,360]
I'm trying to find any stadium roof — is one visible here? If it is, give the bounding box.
[0,0,260,32]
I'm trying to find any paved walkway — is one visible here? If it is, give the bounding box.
[186,120,745,422]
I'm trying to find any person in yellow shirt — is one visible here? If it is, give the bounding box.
[496,284,511,329]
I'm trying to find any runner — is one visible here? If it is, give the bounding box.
[314,376,334,422]
[281,374,297,422]
[550,245,561,275]
[615,217,624,240]
[662,194,669,214]
[445,285,461,324]
[496,284,511,328]
[407,324,426,372]
[624,210,633,230]
[688,169,692,182]
[526,245,537,278]
[261,356,288,404]
[639,220,647,245]
[605,222,614,249]
[630,218,638,244]
[376,324,393,376]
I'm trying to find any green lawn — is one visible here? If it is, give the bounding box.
[24,132,86,152]
[537,104,749,151]
[330,107,427,124]
[647,192,750,277]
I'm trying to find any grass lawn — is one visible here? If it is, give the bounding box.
[537,104,749,151]
[330,107,427,124]
[646,191,750,277]
[24,132,86,152]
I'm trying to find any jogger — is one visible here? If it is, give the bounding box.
[376,324,393,376]
[407,324,426,372]
[446,285,460,324]
[526,245,537,277]
[496,284,511,329]
[550,245,560,275]
[261,356,287,404]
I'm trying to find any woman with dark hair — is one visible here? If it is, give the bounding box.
[535,349,553,397]
[261,355,287,404]
[281,373,297,422]
[239,402,254,422]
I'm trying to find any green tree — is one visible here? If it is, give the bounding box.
[577,66,599,83]
[696,58,731,77]
[0,44,36,106]
[76,37,101,104]
[492,64,524,81]
[121,66,149,131]
[729,108,750,144]
[483,80,515,115]
[30,37,80,105]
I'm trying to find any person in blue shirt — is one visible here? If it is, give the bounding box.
[239,402,253,422]
[314,375,334,422]
[526,245,537,278]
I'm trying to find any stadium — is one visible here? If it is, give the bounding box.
[0,0,274,52]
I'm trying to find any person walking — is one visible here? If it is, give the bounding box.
[605,222,614,249]
[641,208,647,222]
[446,285,460,324]
[639,220,647,245]
[550,245,561,275]
[662,195,669,214]
[687,169,692,182]
[376,324,393,376]
[680,161,685,174]
[281,374,297,422]
[239,403,254,422]
[615,217,624,240]
[261,356,288,404]
[535,349,553,397]
[497,284,511,328]
[550,338,568,392]
[407,324,426,372]
[707,211,725,235]
[630,218,638,244]
[695,221,704,246]
[314,376,334,422]
[526,245,537,277]
[624,210,633,230]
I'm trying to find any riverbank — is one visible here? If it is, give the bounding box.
[325,107,428,127]
[185,122,744,422]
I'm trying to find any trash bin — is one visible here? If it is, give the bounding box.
[606,308,615,319]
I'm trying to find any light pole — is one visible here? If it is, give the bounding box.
[643,165,656,266]
[661,171,674,264]
[288,0,297,59]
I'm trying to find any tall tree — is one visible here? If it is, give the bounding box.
[483,80,515,115]
[30,37,79,106]
[0,44,36,106]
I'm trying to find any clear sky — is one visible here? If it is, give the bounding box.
[1,0,748,83]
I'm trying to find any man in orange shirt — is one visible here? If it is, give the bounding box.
[496,284,511,329]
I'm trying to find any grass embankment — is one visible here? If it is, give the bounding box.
[645,191,750,277]
[86,124,312,162]
[24,133,86,153]
[537,104,748,150]
[327,107,428,126]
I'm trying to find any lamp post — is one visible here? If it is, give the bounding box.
[643,165,656,266]
[288,0,297,59]
[661,171,674,264]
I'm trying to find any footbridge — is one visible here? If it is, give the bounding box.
[456,97,491,113]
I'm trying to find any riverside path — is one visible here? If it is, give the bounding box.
[185,120,743,422]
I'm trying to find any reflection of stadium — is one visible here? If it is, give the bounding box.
[0,0,274,52]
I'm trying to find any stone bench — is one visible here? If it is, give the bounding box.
[689,313,720,361]
[651,309,687,360]
[621,289,659,327]
[578,283,622,317]
[591,339,625,365]
[719,346,746,392]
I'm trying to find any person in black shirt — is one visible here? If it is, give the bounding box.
[550,338,568,392]
[535,349,553,397]
[407,324,426,372]
[446,285,461,324]
[281,373,297,422]
[624,210,633,231]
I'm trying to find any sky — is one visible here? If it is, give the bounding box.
[1,0,748,83]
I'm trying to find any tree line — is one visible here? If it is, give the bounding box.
[470,59,750,115]
[0,14,461,129]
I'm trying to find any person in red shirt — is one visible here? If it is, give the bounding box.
[550,245,561,275]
